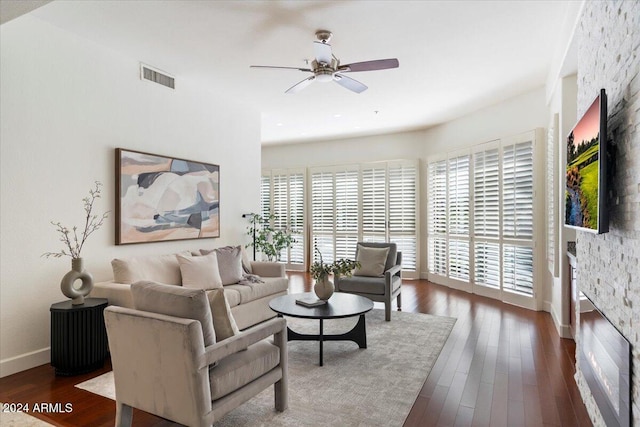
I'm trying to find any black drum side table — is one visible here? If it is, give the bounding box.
[50,298,108,376]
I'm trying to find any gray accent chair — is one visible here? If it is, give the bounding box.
[334,242,402,321]
[104,304,288,426]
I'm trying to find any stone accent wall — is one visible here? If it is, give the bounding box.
[575,1,640,425]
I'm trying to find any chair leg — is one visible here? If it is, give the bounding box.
[385,303,391,321]
[115,401,133,427]
[397,293,402,311]
[274,329,288,411]
[275,379,288,411]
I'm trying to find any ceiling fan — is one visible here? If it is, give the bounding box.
[250,30,399,94]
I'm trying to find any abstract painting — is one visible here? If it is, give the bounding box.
[116,148,220,244]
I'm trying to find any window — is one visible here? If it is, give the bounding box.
[388,163,418,271]
[311,170,335,264]
[501,138,534,294]
[427,159,447,276]
[427,130,538,303]
[261,169,306,269]
[473,144,500,289]
[309,160,418,274]
[335,168,359,260]
[427,154,470,284]
[448,154,470,281]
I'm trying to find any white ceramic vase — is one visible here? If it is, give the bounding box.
[60,257,94,305]
[314,275,334,300]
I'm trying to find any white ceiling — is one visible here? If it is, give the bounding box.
[24,0,573,145]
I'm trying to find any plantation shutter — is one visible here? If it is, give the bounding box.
[271,173,289,262]
[288,172,305,264]
[272,174,288,230]
[335,168,360,260]
[361,165,387,243]
[263,170,306,267]
[260,174,271,221]
[311,170,335,264]
[473,147,500,238]
[388,162,417,270]
[501,137,534,295]
[426,129,539,304]
[473,145,501,288]
[503,245,534,293]
[447,154,470,281]
[502,141,534,239]
[427,159,447,276]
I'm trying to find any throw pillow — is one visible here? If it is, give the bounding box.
[354,245,390,277]
[201,246,244,285]
[177,253,223,290]
[207,288,240,341]
[112,251,190,285]
[131,280,216,347]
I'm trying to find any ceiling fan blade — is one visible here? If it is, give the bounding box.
[285,75,316,94]
[333,74,367,94]
[339,58,399,72]
[250,65,313,72]
[313,41,333,65]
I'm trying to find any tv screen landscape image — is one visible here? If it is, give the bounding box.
[565,89,608,233]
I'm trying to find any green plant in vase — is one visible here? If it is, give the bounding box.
[310,247,360,300]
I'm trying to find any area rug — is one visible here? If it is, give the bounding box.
[0,405,55,426]
[76,309,455,426]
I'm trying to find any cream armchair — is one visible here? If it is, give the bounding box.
[104,282,288,427]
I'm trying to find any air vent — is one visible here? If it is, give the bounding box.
[140,64,175,89]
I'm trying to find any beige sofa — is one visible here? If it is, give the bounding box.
[90,249,288,330]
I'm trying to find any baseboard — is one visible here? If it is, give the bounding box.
[0,347,50,378]
[548,303,572,339]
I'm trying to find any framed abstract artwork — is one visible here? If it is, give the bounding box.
[115,148,220,245]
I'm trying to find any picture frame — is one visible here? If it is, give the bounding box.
[115,148,220,245]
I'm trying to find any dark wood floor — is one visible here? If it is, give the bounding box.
[0,273,591,426]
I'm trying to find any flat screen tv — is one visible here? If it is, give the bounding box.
[565,89,609,234]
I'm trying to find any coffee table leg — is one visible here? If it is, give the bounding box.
[285,314,368,366]
[319,318,324,366]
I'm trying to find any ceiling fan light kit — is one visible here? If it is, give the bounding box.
[251,30,399,94]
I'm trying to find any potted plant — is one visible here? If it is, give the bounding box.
[245,212,295,262]
[310,247,360,300]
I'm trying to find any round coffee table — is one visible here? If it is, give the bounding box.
[269,292,374,366]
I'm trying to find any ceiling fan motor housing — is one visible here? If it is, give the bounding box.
[312,58,338,82]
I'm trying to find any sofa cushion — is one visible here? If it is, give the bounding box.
[224,277,288,304]
[201,246,244,285]
[222,287,241,307]
[209,340,280,400]
[131,280,216,346]
[112,252,188,285]
[177,253,223,290]
[337,275,401,296]
[207,289,240,341]
[354,245,389,277]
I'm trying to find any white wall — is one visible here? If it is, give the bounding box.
[262,130,426,169]
[420,87,548,156]
[546,74,578,338]
[0,16,261,377]
[262,87,549,281]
